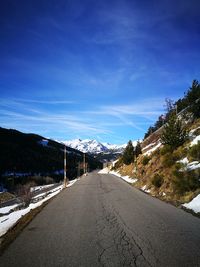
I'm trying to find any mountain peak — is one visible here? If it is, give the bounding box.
[62,139,128,154]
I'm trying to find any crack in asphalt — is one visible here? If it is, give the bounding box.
[96,177,153,267]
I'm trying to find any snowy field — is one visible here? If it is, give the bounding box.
[0,179,78,238]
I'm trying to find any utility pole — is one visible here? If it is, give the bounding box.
[87,163,89,173]
[83,153,86,175]
[77,161,80,177]
[64,145,67,188]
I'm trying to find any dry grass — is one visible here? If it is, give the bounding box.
[116,119,200,206]
[0,192,16,204]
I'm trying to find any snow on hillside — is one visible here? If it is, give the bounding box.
[177,157,200,171]
[38,139,49,147]
[63,139,129,154]
[102,142,127,151]
[143,141,162,156]
[63,139,107,154]
[190,135,200,146]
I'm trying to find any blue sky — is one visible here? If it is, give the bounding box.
[0,0,200,144]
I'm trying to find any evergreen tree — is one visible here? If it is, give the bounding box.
[122,140,135,165]
[135,141,142,158]
[161,112,187,149]
[186,80,200,118]
[154,115,165,129]
[176,97,188,114]
[164,98,176,122]
[144,126,155,139]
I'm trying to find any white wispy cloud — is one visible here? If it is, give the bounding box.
[0,96,164,141]
[82,98,164,132]
[0,98,111,135]
[88,98,164,117]
[14,99,75,104]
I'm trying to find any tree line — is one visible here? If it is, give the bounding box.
[121,79,200,165]
[144,80,200,139]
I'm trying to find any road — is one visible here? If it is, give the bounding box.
[1,172,200,267]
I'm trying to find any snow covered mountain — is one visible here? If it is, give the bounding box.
[63,139,129,154]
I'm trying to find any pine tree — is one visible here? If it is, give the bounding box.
[154,115,165,129]
[186,80,200,118]
[122,140,135,165]
[161,112,187,149]
[164,98,176,122]
[135,141,142,158]
[144,126,155,139]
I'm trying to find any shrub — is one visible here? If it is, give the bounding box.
[142,156,150,165]
[162,153,175,168]
[16,182,36,206]
[161,148,185,168]
[30,176,54,185]
[151,174,164,188]
[173,146,187,160]
[173,162,185,171]
[189,141,200,161]
[172,168,200,194]
[160,145,172,155]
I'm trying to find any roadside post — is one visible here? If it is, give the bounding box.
[64,145,67,188]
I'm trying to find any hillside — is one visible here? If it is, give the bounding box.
[111,81,200,206]
[0,127,102,191]
[112,118,200,206]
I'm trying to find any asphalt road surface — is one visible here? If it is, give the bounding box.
[1,172,200,267]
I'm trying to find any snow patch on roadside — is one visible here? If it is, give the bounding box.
[0,204,21,215]
[98,167,110,174]
[98,168,137,184]
[141,185,151,193]
[111,159,119,167]
[183,194,200,213]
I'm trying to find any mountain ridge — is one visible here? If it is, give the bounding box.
[62,139,132,154]
[0,127,102,189]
